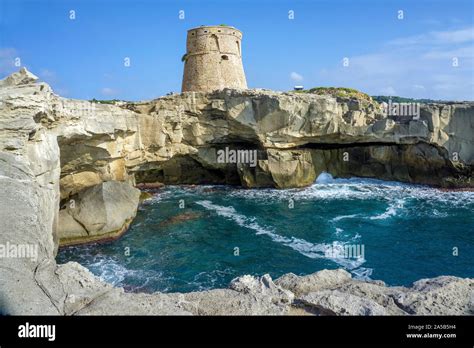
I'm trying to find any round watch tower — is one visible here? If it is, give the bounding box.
[181,25,247,92]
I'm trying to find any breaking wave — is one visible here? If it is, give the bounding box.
[196,200,366,271]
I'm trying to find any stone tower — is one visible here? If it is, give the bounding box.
[181,25,247,92]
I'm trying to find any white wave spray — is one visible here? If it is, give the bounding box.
[196,200,366,271]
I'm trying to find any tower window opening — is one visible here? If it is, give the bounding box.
[209,34,219,51]
[221,55,229,60]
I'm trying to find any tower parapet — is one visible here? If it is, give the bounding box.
[181,25,247,92]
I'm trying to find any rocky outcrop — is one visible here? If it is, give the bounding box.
[0,67,38,87]
[2,69,471,197]
[58,181,140,246]
[239,149,316,188]
[275,270,474,316]
[0,68,472,315]
[61,89,474,192]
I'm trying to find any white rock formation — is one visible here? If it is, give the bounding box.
[0,68,472,315]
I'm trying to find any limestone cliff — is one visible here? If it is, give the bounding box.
[3,69,469,200]
[0,68,472,315]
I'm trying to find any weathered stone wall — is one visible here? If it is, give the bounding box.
[182,26,247,92]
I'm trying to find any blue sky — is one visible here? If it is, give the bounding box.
[0,0,473,100]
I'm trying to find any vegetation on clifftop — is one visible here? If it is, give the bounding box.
[296,87,441,105]
[295,87,377,109]
[296,87,373,102]
[371,96,439,104]
[90,98,127,105]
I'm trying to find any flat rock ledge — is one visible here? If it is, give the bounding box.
[6,262,474,315]
[0,68,473,315]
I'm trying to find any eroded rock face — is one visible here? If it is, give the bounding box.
[274,269,353,296]
[229,273,295,305]
[0,67,38,87]
[394,276,474,315]
[62,89,474,192]
[3,69,471,196]
[58,181,141,246]
[273,270,474,316]
[0,68,473,315]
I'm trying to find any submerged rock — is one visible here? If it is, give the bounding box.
[159,211,203,227]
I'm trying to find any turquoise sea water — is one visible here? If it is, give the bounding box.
[57,174,474,293]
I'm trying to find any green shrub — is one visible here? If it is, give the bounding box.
[372,96,437,103]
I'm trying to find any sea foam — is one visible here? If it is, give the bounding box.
[196,200,366,270]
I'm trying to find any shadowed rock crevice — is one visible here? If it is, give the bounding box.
[133,155,241,185]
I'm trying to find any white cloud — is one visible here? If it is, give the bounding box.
[290,72,303,82]
[432,27,474,44]
[420,19,442,26]
[316,26,474,100]
[38,69,59,85]
[0,48,18,75]
[422,46,473,59]
[54,88,69,96]
[101,87,118,96]
[39,69,55,78]
[388,34,426,46]
[388,26,474,46]
[379,86,397,96]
